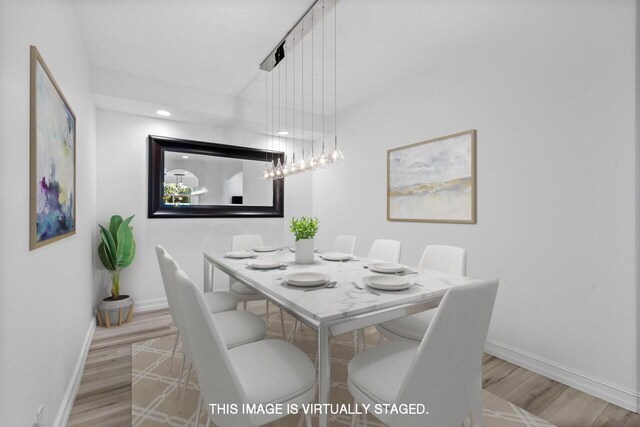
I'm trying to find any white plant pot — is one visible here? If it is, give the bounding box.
[295,238,315,264]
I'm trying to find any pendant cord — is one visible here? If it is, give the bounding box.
[334,0,338,150]
[311,9,314,156]
[285,40,288,164]
[265,69,268,165]
[293,34,296,161]
[322,0,325,155]
[301,22,305,159]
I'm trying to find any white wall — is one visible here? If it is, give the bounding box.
[0,1,98,425]
[314,0,638,410]
[96,109,313,307]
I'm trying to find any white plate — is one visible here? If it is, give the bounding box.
[285,272,330,287]
[363,274,411,291]
[321,252,352,261]
[368,262,405,274]
[253,246,277,252]
[225,250,255,259]
[248,259,284,270]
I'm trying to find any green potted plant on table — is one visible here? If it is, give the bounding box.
[97,215,136,327]
[290,216,319,264]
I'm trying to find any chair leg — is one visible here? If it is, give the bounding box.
[469,376,483,427]
[357,329,365,351]
[179,362,193,412]
[305,412,312,427]
[243,300,247,310]
[280,309,286,339]
[176,354,187,397]
[291,319,299,342]
[352,331,359,354]
[377,332,383,345]
[350,403,358,427]
[194,395,203,427]
[206,413,212,427]
[170,331,180,371]
[266,300,270,320]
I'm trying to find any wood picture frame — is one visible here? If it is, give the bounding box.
[387,129,477,224]
[30,46,77,249]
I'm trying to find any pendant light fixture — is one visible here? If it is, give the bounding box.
[261,0,341,181]
[318,0,329,168]
[330,0,343,164]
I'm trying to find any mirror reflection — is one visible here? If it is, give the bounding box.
[163,151,273,207]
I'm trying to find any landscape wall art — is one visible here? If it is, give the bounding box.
[30,46,76,249]
[387,130,476,224]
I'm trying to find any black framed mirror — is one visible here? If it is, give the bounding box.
[148,135,284,218]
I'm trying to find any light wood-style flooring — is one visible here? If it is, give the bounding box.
[69,306,640,427]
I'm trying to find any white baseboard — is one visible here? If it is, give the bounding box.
[53,317,96,427]
[135,297,168,313]
[485,339,639,413]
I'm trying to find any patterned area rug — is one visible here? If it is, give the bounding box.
[132,305,555,427]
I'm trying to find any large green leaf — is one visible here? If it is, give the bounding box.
[99,225,117,267]
[116,215,135,267]
[109,215,123,246]
[98,242,116,270]
[119,239,136,268]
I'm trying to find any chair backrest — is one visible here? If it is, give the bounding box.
[159,253,196,362]
[419,245,467,276]
[367,239,401,263]
[155,245,178,325]
[392,278,499,427]
[172,267,253,426]
[232,234,263,251]
[332,235,356,255]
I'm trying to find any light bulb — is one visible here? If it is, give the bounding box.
[308,154,318,170]
[331,147,344,163]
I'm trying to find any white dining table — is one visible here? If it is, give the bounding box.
[204,250,480,427]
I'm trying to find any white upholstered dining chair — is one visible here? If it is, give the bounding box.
[332,235,356,254]
[173,266,316,427]
[156,246,267,411]
[376,245,467,342]
[155,245,240,370]
[367,239,401,263]
[228,235,286,338]
[348,278,499,427]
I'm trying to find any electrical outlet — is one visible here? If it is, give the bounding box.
[36,404,43,427]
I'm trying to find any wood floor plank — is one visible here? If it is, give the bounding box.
[482,356,535,396]
[68,309,174,426]
[591,403,640,427]
[539,387,609,427]
[501,371,569,415]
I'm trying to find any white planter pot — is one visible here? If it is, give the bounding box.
[295,238,315,264]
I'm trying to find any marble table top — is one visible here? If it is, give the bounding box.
[205,250,478,324]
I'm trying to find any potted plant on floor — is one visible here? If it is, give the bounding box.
[290,216,319,264]
[97,215,136,327]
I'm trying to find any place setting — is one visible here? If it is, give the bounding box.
[364,261,419,276]
[224,250,258,259]
[280,272,338,292]
[362,274,423,292]
[245,258,289,271]
[318,252,360,262]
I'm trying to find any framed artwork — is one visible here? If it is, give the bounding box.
[30,46,76,249]
[387,129,476,224]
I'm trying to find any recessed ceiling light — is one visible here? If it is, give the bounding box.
[156,110,171,116]
[181,155,189,159]
[277,130,289,136]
